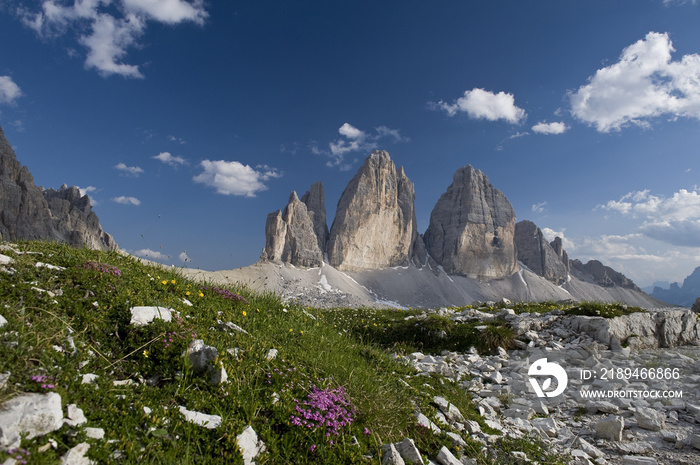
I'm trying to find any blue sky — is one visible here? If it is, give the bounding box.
[1,0,700,287]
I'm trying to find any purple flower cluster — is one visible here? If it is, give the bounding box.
[8,448,29,465]
[203,287,249,304]
[31,374,55,389]
[290,386,357,437]
[81,261,122,276]
[162,314,196,349]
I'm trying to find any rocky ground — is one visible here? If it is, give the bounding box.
[395,306,700,465]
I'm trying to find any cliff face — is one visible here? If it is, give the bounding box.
[263,191,324,267]
[0,126,115,250]
[514,220,568,285]
[424,165,517,279]
[300,181,329,255]
[327,151,420,271]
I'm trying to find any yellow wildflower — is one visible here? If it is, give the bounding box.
[143,350,149,358]
[242,311,247,316]
[161,280,167,285]
[171,279,176,284]
[198,292,204,297]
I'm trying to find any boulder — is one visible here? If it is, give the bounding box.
[129,306,175,327]
[424,165,517,279]
[263,191,323,267]
[0,126,115,251]
[514,220,568,284]
[0,392,64,450]
[594,414,624,441]
[328,151,420,270]
[178,406,222,429]
[300,181,329,254]
[236,425,266,465]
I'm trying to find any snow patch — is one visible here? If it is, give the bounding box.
[319,275,332,291]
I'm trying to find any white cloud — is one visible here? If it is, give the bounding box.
[168,135,186,144]
[597,188,700,246]
[113,195,141,205]
[153,151,187,167]
[0,76,22,104]
[178,251,190,262]
[132,248,167,260]
[81,12,146,78]
[122,0,207,25]
[313,123,408,169]
[570,31,700,132]
[531,201,548,213]
[532,121,568,135]
[115,162,144,176]
[77,185,98,205]
[193,160,281,197]
[431,88,526,124]
[18,0,208,78]
[541,227,576,251]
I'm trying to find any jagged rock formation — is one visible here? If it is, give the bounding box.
[570,259,641,291]
[263,191,323,267]
[0,126,115,250]
[652,266,700,307]
[327,151,420,271]
[514,220,568,285]
[549,236,569,274]
[300,182,329,255]
[424,165,517,279]
[43,185,116,250]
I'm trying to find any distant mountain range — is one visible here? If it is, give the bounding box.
[649,267,700,307]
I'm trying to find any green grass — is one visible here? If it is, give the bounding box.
[0,241,569,464]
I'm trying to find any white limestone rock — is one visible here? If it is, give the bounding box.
[394,438,423,464]
[178,406,222,429]
[381,443,406,465]
[64,404,87,427]
[594,415,624,441]
[236,425,266,465]
[435,446,461,465]
[634,406,665,431]
[60,442,94,465]
[129,306,174,326]
[0,392,64,450]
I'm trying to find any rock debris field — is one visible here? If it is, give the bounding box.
[399,306,700,465]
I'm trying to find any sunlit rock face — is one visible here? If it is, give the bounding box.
[263,191,323,267]
[424,165,517,279]
[327,151,420,271]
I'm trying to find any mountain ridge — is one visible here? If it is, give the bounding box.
[258,150,662,308]
[0,126,116,251]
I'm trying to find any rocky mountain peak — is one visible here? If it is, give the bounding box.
[0,126,115,250]
[514,220,569,285]
[263,189,323,267]
[300,181,328,255]
[424,164,517,279]
[327,150,420,271]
